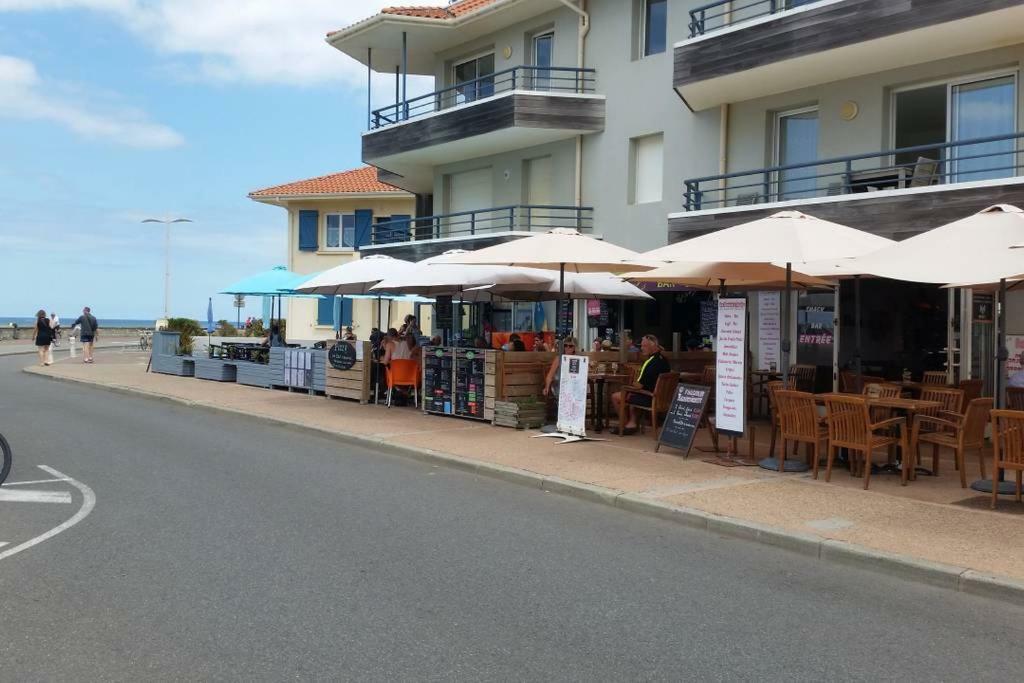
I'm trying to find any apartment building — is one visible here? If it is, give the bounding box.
[248,167,418,342]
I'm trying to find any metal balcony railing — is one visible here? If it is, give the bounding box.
[682,131,1024,211]
[688,0,818,38]
[370,66,597,130]
[371,205,593,245]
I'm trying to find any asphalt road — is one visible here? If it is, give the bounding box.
[1,351,1022,681]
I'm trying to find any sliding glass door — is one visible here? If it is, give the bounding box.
[775,107,819,202]
[951,75,1017,182]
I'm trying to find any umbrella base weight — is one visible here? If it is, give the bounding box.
[758,457,810,473]
[970,479,1021,495]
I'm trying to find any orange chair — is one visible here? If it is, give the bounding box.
[386,359,420,407]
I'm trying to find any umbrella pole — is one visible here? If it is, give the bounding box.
[558,263,566,353]
[782,262,792,388]
[854,275,863,392]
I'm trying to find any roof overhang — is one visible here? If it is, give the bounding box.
[327,0,571,75]
[249,191,412,206]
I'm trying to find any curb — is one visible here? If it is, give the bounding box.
[22,366,1024,608]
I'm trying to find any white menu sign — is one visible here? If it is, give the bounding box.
[557,355,590,438]
[757,291,781,372]
[716,298,747,435]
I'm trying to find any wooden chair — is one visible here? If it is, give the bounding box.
[990,410,1024,508]
[700,365,715,386]
[863,383,902,399]
[959,379,983,403]
[1007,387,1024,410]
[787,364,816,392]
[921,370,948,385]
[766,380,785,458]
[911,398,992,488]
[776,390,828,477]
[824,395,909,488]
[839,370,859,394]
[919,386,964,414]
[622,372,680,437]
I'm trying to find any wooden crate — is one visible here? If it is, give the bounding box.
[325,341,372,403]
[492,398,547,429]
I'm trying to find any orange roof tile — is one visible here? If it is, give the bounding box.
[329,0,502,35]
[248,167,405,199]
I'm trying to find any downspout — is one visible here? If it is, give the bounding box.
[559,0,589,209]
[719,103,729,188]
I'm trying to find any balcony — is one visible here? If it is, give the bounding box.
[674,0,1024,110]
[670,132,1024,239]
[362,204,593,261]
[363,66,604,194]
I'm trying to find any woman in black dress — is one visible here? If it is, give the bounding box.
[32,309,53,366]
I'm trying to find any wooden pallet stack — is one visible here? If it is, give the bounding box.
[492,398,547,430]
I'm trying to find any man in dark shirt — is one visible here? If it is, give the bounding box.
[611,333,671,435]
[72,306,99,363]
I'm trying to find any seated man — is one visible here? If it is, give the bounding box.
[610,334,670,435]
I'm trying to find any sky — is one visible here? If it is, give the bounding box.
[0,0,434,321]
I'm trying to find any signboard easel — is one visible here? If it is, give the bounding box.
[709,297,755,465]
[655,383,711,457]
[534,355,604,444]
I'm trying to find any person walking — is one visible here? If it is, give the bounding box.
[32,310,53,366]
[72,306,99,363]
[49,312,61,347]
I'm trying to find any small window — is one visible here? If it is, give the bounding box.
[630,133,664,204]
[643,0,667,57]
[325,214,356,249]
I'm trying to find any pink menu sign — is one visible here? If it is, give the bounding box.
[715,297,747,435]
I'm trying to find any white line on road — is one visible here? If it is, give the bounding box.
[0,489,72,503]
[0,465,96,563]
[2,477,71,487]
[0,543,7,549]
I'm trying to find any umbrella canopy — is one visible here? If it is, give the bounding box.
[643,210,895,264]
[851,204,1024,285]
[485,272,654,301]
[296,255,415,296]
[206,297,214,334]
[371,249,556,296]
[621,261,834,290]
[220,265,313,296]
[438,228,652,273]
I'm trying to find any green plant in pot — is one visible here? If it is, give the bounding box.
[166,317,203,355]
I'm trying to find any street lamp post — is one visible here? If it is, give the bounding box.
[142,217,192,319]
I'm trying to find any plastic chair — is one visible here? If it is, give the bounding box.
[385,359,420,408]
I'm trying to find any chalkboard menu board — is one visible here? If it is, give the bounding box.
[557,300,573,335]
[699,299,718,337]
[328,341,357,371]
[656,383,711,456]
[454,349,486,419]
[435,295,453,332]
[423,346,453,415]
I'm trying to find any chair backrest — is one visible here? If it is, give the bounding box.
[920,386,964,414]
[921,370,947,385]
[863,382,901,399]
[1007,387,1024,410]
[653,372,681,412]
[766,380,785,424]
[991,409,1024,469]
[700,365,715,385]
[962,397,994,448]
[959,379,983,403]
[622,362,642,386]
[909,156,939,188]
[776,390,819,441]
[388,359,420,387]
[839,370,858,393]
[788,364,816,391]
[824,394,869,449]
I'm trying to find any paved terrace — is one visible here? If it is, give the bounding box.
[24,352,1024,588]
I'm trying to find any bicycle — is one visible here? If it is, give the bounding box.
[0,432,11,486]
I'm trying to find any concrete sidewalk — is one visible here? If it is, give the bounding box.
[0,340,137,357]
[22,351,1024,603]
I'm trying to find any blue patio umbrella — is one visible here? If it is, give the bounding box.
[220,265,322,329]
[206,297,214,334]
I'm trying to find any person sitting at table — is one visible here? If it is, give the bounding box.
[262,323,284,348]
[542,336,578,400]
[474,336,490,349]
[610,334,671,435]
[533,335,549,352]
[380,329,403,366]
[341,326,356,341]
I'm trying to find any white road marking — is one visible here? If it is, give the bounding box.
[2,477,71,487]
[0,489,72,503]
[0,465,96,563]
[0,543,7,549]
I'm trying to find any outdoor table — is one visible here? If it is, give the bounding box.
[587,373,627,433]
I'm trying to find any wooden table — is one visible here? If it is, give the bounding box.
[588,373,627,433]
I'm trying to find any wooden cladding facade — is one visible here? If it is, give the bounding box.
[674,0,1023,88]
[668,182,1024,242]
[362,93,605,161]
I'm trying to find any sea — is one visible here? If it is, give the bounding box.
[0,316,156,329]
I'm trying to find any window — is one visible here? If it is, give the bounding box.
[532,32,553,90]
[643,0,667,57]
[631,133,664,204]
[773,107,819,201]
[453,53,495,105]
[325,214,355,249]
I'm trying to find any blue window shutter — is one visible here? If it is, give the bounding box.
[342,298,353,326]
[317,297,334,325]
[299,210,319,251]
[353,209,373,248]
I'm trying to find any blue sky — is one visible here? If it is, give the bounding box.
[0,0,432,321]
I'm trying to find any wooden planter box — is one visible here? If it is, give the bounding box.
[235,360,274,388]
[269,348,327,393]
[151,330,195,377]
[194,357,238,382]
[325,341,372,403]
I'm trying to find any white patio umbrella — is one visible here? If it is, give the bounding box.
[620,261,834,290]
[482,272,654,301]
[295,254,415,296]
[643,210,895,382]
[439,228,653,337]
[370,250,555,296]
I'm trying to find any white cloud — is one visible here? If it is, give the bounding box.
[1,0,440,87]
[0,54,185,148]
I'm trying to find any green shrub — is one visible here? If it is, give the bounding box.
[166,317,202,355]
[217,319,238,337]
